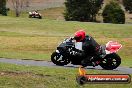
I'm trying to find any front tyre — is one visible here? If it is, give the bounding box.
[51,51,70,66]
[100,53,121,70]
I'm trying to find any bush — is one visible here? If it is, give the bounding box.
[0,0,7,16]
[64,0,103,22]
[102,1,125,24]
[123,0,132,14]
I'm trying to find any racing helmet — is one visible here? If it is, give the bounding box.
[74,30,86,42]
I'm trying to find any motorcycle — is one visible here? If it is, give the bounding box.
[51,37,122,70]
[29,11,42,19]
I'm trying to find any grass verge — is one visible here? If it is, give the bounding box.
[0,62,131,88]
[0,15,132,67]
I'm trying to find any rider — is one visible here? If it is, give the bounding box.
[74,30,101,67]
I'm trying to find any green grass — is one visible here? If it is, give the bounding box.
[0,8,132,67]
[0,5,131,88]
[0,51,51,61]
[40,7,65,20]
[0,62,131,88]
[0,16,132,67]
[7,7,65,20]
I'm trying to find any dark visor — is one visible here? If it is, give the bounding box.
[74,36,81,41]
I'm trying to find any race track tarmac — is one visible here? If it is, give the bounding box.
[0,58,132,74]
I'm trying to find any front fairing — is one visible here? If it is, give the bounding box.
[56,38,74,54]
[57,38,75,48]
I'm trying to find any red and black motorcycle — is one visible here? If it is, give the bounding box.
[51,37,122,70]
[29,11,42,19]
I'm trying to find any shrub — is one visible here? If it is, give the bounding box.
[0,0,7,16]
[64,0,103,22]
[102,1,125,24]
[123,0,132,14]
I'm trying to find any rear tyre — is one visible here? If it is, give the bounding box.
[100,53,121,70]
[39,16,42,19]
[38,14,42,19]
[51,51,70,66]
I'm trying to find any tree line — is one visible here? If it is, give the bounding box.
[64,0,131,24]
[0,0,29,17]
[0,0,132,24]
[0,0,7,16]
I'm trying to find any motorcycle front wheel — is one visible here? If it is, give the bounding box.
[100,53,121,70]
[51,51,70,66]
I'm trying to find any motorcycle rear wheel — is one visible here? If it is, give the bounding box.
[100,53,121,70]
[51,51,70,66]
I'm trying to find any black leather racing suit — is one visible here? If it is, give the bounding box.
[80,35,101,67]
